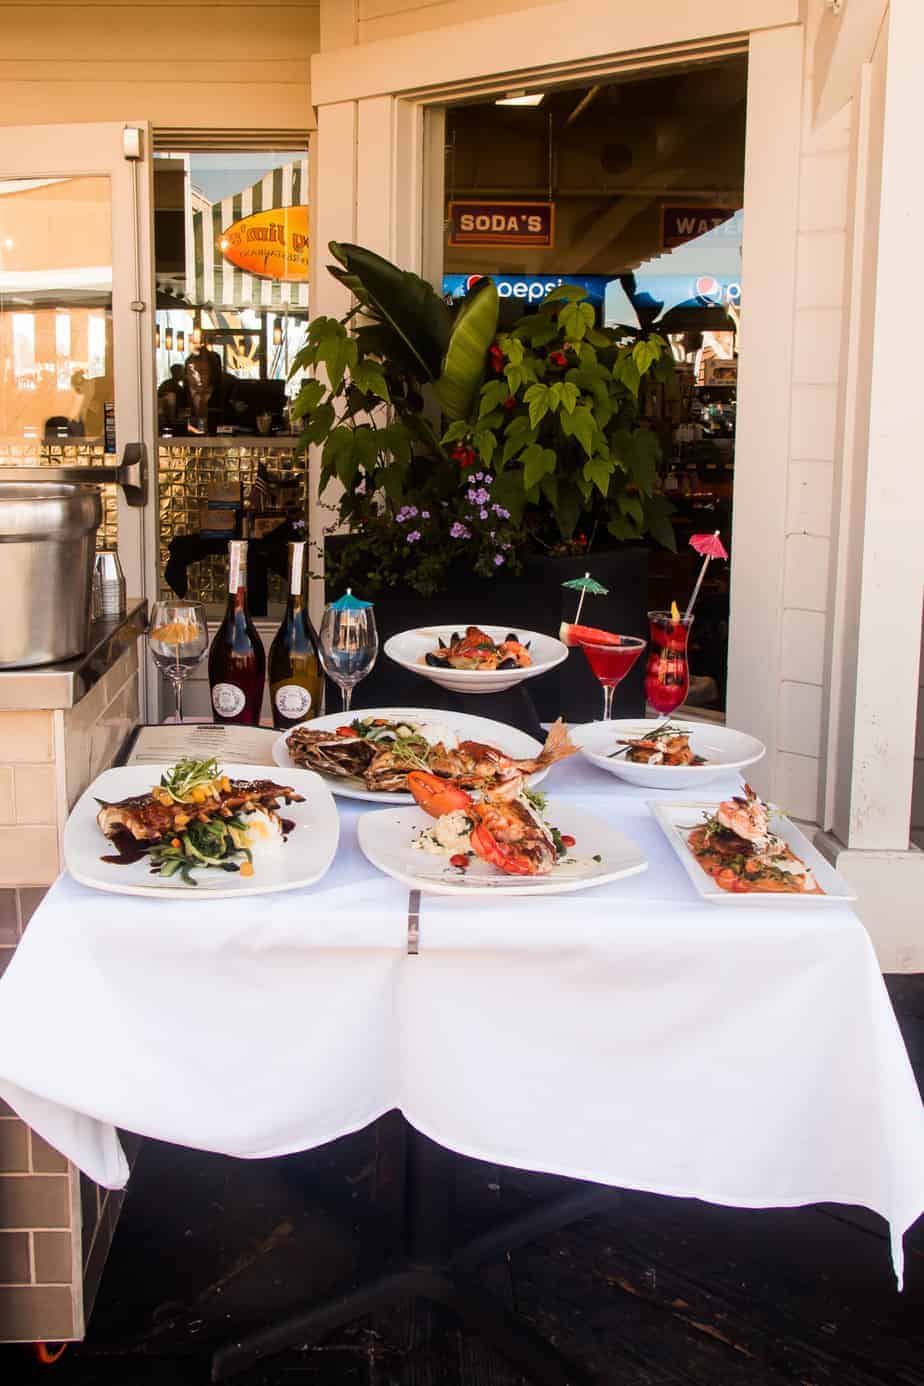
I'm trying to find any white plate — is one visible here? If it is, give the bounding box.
[64,763,339,899]
[384,624,568,694]
[358,799,648,897]
[572,719,766,789]
[649,800,857,905]
[273,707,552,803]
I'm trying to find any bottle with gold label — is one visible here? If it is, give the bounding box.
[268,540,323,729]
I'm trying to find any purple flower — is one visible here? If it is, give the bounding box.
[494,554,505,567]
[480,509,489,520]
[450,521,471,540]
[406,530,421,543]
[473,471,483,481]
[492,504,510,520]
[484,474,493,486]
[421,510,430,519]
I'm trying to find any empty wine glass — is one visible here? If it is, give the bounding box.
[317,590,378,713]
[149,601,209,724]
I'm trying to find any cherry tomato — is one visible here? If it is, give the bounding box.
[716,867,737,889]
[450,853,469,870]
[732,876,751,892]
[336,726,359,738]
[560,834,576,849]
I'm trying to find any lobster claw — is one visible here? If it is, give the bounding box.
[469,821,537,875]
[407,771,474,820]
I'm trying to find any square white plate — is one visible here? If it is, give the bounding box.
[649,800,857,905]
[64,763,339,899]
[358,799,647,896]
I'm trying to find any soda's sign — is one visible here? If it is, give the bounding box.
[219,206,309,282]
[661,204,738,250]
[448,201,554,248]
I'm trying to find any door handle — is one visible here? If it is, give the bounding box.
[0,443,147,507]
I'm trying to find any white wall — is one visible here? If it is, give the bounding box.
[0,1,320,130]
[776,2,853,822]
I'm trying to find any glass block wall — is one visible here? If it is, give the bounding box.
[158,439,309,606]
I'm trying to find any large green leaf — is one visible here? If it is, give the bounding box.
[436,277,500,422]
[328,242,451,382]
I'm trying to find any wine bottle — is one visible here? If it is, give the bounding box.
[208,540,266,725]
[269,541,324,729]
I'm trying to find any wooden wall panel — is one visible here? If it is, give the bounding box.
[0,2,320,129]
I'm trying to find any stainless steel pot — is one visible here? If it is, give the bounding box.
[0,482,103,668]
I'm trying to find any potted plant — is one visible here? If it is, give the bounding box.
[291,243,676,719]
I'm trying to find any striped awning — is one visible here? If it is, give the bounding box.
[192,158,309,310]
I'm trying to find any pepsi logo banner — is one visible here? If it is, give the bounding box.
[448,201,554,248]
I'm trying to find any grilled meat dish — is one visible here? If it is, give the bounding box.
[97,778,303,842]
[285,727,377,779]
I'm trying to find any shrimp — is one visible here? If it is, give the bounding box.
[716,783,771,850]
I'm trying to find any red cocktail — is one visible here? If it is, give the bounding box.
[645,610,693,715]
[577,633,646,721]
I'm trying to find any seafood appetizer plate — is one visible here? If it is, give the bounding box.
[273,708,573,803]
[384,624,568,694]
[649,795,856,906]
[573,718,765,789]
[64,761,339,899]
[358,799,647,897]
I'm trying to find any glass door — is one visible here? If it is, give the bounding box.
[0,122,157,703]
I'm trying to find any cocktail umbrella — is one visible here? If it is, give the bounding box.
[561,572,610,626]
[684,531,728,620]
[330,588,373,611]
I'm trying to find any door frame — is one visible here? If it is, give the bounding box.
[310,6,806,800]
[0,120,159,714]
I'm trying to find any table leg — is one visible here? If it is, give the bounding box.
[211,1120,612,1385]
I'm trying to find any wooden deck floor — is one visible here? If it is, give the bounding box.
[5,975,923,1386]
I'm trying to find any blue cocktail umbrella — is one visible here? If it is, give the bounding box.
[330,588,373,611]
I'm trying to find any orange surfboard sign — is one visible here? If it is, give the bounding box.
[218,206,309,283]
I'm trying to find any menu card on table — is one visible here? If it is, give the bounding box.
[127,723,279,767]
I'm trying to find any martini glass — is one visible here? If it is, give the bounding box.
[578,634,646,721]
[645,610,693,716]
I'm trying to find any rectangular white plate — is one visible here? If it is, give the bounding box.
[648,800,857,905]
[64,763,339,899]
[358,799,647,897]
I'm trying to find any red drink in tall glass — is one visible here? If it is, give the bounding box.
[577,633,646,720]
[645,611,693,716]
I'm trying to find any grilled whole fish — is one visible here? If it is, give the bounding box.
[97,779,304,842]
[285,727,376,779]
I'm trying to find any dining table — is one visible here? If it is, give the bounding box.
[1,745,922,1383]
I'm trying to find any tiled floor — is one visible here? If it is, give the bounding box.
[3,976,923,1386]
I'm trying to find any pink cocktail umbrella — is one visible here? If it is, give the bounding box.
[683,531,728,620]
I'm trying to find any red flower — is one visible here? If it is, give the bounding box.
[549,350,568,368]
[488,344,505,374]
[503,394,516,412]
[575,532,588,547]
[452,443,476,471]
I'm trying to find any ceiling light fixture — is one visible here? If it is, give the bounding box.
[495,91,544,107]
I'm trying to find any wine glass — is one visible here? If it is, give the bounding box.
[149,601,209,724]
[317,595,378,713]
[644,610,693,717]
[578,634,646,721]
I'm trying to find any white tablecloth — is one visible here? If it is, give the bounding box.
[1,758,922,1283]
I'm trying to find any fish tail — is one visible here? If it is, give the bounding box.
[534,717,578,768]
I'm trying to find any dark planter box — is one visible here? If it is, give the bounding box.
[325,540,649,727]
